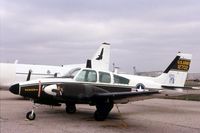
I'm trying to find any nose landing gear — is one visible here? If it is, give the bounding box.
[26,110,36,120]
[26,103,37,120]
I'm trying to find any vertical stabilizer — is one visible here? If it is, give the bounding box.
[88,42,110,70]
[155,53,192,88]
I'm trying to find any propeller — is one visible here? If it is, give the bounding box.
[26,69,32,81]
[54,73,58,77]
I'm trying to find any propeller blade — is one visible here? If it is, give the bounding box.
[26,69,32,81]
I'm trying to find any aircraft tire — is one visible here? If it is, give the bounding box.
[94,102,113,121]
[66,104,76,114]
[26,111,36,120]
[94,110,107,121]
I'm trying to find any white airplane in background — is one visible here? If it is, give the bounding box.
[0,43,110,89]
[119,52,192,91]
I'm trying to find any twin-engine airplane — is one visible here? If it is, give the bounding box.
[9,52,192,121]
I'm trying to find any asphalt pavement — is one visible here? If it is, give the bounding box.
[1,90,200,133]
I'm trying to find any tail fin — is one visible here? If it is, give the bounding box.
[86,42,110,70]
[155,53,192,88]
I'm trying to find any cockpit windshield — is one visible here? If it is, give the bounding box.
[75,69,97,82]
[62,68,81,78]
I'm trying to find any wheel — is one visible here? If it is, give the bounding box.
[26,111,36,120]
[94,110,107,121]
[94,102,113,121]
[66,104,76,114]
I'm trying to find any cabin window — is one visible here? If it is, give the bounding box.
[76,70,97,82]
[114,75,129,84]
[99,72,111,83]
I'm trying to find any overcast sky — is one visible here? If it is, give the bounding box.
[0,0,200,73]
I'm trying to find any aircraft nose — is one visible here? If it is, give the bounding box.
[9,84,19,95]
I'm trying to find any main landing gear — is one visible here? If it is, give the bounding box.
[65,103,76,114]
[94,102,113,121]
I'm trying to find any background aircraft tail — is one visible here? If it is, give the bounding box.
[87,42,110,71]
[154,53,192,88]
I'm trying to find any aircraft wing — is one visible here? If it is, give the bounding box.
[44,83,160,103]
[92,90,159,100]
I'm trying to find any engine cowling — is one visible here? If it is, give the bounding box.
[44,84,58,96]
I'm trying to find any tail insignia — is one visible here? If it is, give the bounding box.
[169,74,175,84]
[96,48,104,60]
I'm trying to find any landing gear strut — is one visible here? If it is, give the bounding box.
[26,110,36,120]
[26,103,37,120]
[94,102,113,121]
[65,103,76,114]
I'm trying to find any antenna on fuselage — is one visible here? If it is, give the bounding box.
[133,66,136,75]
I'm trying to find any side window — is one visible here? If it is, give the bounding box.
[87,71,97,82]
[99,72,111,83]
[114,75,129,84]
[76,70,97,82]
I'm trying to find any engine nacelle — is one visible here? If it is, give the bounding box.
[44,84,58,96]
